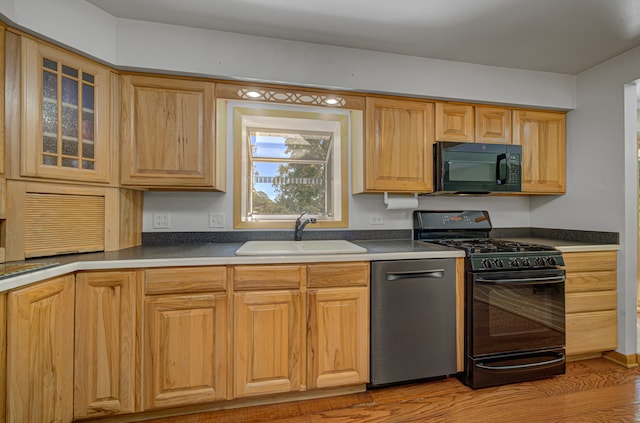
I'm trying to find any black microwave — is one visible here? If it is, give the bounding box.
[433,142,522,194]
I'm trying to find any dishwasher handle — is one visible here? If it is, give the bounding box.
[385,269,445,281]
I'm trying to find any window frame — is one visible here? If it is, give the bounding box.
[231,104,349,229]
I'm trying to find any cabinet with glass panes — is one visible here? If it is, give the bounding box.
[16,36,112,184]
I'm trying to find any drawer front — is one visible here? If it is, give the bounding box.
[234,265,303,290]
[566,310,617,356]
[145,266,227,294]
[563,251,616,272]
[307,262,370,288]
[566,291,616,313]
[565,271,616,293]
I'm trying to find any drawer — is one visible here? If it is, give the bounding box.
[563,251,616,272]
[566,310,617,356]
[145,266,227,294]
[234,265,304,290]
[566,291,616,313]
[307,262,369,288]
[565,271,616,293]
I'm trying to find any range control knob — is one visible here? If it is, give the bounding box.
[493,259,504,268]
[546,257,557,266]
[509,259,520,268]
[521,258,531,267]
[535,257,546,267]
[482,259,493,269]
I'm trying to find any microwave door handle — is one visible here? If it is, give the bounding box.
[496,153,507,185]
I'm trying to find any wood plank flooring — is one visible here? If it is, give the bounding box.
[147,358,640,422]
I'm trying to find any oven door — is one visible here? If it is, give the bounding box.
[467,268,565,357]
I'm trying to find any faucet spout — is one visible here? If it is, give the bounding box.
[294,211,317,241]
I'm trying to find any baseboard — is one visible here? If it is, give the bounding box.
[603,351,638,368]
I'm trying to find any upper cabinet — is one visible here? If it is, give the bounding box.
[435,103,474,142]
[513,110,566,194]
[354,97,434,193]
[475,106,512,144]
[7,35,113,184]
[120,74,224,190]
[436,102,512,144]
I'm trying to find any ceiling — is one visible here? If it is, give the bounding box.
[86,0,640,75]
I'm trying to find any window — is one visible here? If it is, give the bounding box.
[229,104,350,229]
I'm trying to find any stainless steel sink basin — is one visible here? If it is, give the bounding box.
[235,240,367,256]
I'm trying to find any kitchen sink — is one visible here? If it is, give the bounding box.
[235,240,367,256]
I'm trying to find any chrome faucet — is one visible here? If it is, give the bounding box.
[294,211,317,241]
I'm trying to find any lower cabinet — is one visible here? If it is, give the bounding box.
[307,263,369,389]
[564,251,618,357]
[74,270,142,419]
[142,266,228,410]
[2,262,370,422]
[6,275,75,423]
[234,290,302,397]
[233,265,304,397]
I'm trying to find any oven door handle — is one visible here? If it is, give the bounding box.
[386,269,445,281]
[475,276,565,285]
[476,353,565,371]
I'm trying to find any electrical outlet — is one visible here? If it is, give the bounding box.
[370,215,384,225]
[153,213,171,229]
[209,212,225,228]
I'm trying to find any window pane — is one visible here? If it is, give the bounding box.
[251,161,326,215]
[43,71,57,99]
[250,131,332,160]
[62,65,78,78]
[62,77,78,105]
[43,58,58,71]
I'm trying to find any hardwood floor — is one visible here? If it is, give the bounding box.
[146,358,640,423]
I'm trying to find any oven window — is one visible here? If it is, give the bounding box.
[471,275,565,356]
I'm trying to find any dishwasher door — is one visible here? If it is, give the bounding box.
[370,258,457,386]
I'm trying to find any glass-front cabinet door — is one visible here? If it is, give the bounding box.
[21,37,112,183]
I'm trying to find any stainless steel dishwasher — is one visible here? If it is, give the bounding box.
[370,258,457,386]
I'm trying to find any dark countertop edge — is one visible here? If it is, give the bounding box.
[490,227,619,245]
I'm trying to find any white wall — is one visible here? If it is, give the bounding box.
[530,46,640,355]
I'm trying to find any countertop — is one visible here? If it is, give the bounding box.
[500,238,619,253]
[0,240,464,292]
[0,237,618,293]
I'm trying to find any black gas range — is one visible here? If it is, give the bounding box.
[413,210,566,389]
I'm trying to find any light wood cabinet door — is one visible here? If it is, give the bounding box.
[513,110,566,193]
[475,106,512,143]
[0,292,6,422]
[563,251,617,356]
[6,275,75,423]
[234,290,302,397]
[121,74,218,189]
[307,287,369,389]
[364,97,434,192]
[435,103,474,142]
[143,293,228,410]
[74,271,141,419]
[16,37,112,184]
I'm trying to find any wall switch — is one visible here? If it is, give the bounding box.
[209,212,225,228]
[153,213,171,229]
[370,215,384,225]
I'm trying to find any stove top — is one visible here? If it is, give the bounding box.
[431,238,556,254]
[413,210,565,271]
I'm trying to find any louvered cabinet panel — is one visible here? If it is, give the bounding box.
[24,192,104,257]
